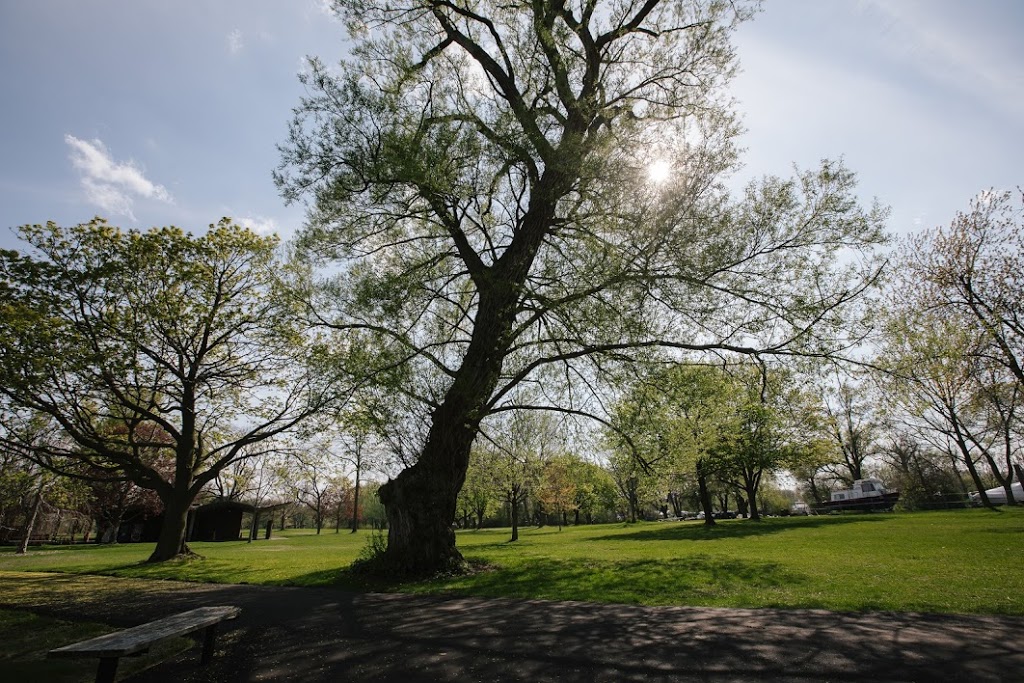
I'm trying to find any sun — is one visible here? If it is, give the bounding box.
[647,159,672,184]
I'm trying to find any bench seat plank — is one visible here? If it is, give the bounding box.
[49,606,241,659]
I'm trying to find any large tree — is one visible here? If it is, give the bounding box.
[0,220,343,561]
[910,190,1024,388]
[879,306,999,508]
[277,0,888,575]
[717,367,812,521]
[480,408,559,541]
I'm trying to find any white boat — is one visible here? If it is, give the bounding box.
[970,481,1023,505]
[816,478,899,512]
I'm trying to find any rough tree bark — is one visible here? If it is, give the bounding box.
[148,494,194,561]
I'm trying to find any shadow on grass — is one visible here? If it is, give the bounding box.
[0,541,139,556]
[587,514,890,543]
[405,555,807,606]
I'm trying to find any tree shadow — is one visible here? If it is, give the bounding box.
[0,542,143,555]
[5,570,1024,683]
[398,556,807,607]
[586,514,890,543]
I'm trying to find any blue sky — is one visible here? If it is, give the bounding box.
[1,1,1021,251]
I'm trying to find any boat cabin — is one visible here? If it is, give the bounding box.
[830,478,888,502]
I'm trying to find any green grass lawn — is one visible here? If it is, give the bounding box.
[1,508,1021,615]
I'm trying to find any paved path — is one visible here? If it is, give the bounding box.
[5,573,1023,682]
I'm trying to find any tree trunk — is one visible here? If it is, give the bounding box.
[378,464,465,574]
[963,455,995,509]
[979,451,1016,505]
[377,415,475,575]
[249,510,260,543]
[351,468,361,533]
[736,495,749,518]
[948,450,971,496]
[147,494,194,562]
[17,484,46,555]
[743,468,762,521]
[696,460,716,527]
[50,508,63,542]
[947,420,997,510]
[374,157,571,574]
[668,492,683,518]
[509,496,520,542]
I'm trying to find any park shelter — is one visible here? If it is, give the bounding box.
[109,506,163,543]
[187,500,250,542]
[187,499,288,542]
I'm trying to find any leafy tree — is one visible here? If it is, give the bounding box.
[565,455,618,524]
[754,479,794,517]
[607,444,661,522]
[877,429,965,509]
[288,446,340,534]
[0,220,343,561]
[909,190,1024,388]
[888,190,1024,506]
[609,363,741,524]
[87,468,163,544]
[277,0,888,574]
[536,456,578,529]
[814,377,881,485]
[336,406,381,532]
[0,447,42,543]
[715,367,800,521]
[326,474,356,534]
[484,409,562,540]
[458,448,497,529]
[879,305,999,507]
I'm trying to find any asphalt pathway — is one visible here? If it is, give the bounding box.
[10,574,1024,682]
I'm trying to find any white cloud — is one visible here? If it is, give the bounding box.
[227,28,244,55]
[64,135,172,220]
[235,215,279,236]
[311,0,342,22]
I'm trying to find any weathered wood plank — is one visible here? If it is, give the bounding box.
[48,606,240,659]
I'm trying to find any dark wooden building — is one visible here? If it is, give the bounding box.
[187,500,249,542]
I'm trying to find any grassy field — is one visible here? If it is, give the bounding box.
[1,508,1021,615]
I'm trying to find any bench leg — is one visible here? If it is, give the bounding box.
[96,656,119,683]
[201,623,218,665]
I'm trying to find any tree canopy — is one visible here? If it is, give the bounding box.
[0,219,345,560]
[275,0,888,575]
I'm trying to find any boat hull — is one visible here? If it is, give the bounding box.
[814,491,900,513]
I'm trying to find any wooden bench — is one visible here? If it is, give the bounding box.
[48,605,241,683]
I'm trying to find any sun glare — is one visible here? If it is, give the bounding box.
[647,159,671,184]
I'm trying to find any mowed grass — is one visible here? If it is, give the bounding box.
[1,508,1021,615]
